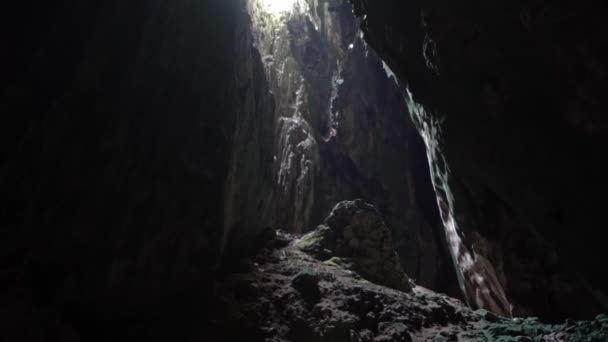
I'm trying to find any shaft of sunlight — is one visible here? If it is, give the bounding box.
[261,0,298,15]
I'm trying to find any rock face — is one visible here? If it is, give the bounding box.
[347,0,608,320]
[220,233,608,342]
[222,0,276,257]
[248,0,459,296]
[298,200,412,292]
[0,0,274,340]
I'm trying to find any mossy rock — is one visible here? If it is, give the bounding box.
[298,200,412,293]
[297,225,336,259]
[324,257,355,270]
[568,316,608,342]
[291,269,321,304]
[476,309,502,323]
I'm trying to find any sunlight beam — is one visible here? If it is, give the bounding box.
[261,0,297,15]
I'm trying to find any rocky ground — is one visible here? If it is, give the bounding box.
[215,202,608,342]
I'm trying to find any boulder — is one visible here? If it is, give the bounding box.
[298,200,412,292]
[291,269,322,304]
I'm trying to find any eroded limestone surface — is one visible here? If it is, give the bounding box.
[298,200,412,292]
[219,232,608,342]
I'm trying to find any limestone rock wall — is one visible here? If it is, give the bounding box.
[0,0,275,339]
[222,1,276,257]
[247,0,459,295]
[348,0,608,320]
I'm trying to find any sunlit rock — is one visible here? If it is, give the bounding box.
[348,0,608,320]
[298,200,413,292]
[247,0,458,295]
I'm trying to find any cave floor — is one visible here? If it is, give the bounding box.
[213,233,608,342]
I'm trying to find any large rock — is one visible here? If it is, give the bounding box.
[298,200,412,292]
[291,269,322,304]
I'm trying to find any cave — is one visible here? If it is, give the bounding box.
[1,0,607,341]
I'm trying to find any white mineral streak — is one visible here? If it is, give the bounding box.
[405,87,511,316]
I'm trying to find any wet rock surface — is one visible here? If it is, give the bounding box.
[347,0,608,320]
[223,234,608,342]
[298,200,412,292]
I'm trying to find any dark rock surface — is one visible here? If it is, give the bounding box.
[0,0,272,340]
[298,200,412,292]
[348,0,608,320]
[291,269,322,304]
[3,0,607,339]
[222,233,608,342]
[222,0,276,257]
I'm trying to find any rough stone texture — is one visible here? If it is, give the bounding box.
[4,0,606,339]
[347,0,608,320]
[0,1,458,339]
[291,269,322,304]
[248,0,459,296]
[0,0,273,340]
[248,0,325,234]
[222,0,276,257]
[220,233,608,342]
[298,200,412,292]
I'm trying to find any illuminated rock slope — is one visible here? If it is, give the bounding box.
[246,0,457,295]
[219,222,608,342]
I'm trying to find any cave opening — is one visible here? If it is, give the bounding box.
[260,0,299,15]
[2,0,608,340]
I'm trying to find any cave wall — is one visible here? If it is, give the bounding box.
[0,0,272,339]
[247,0,459,295]
[222,1,276,259]
[6,0,605,338]
[348,0,608,321]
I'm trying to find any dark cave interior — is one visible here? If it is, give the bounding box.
[1,0,608,341]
